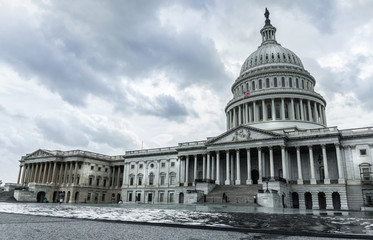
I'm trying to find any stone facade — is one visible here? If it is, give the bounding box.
[14,10,373,210]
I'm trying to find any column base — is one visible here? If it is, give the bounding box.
[338,178,346,184]
[235,180,241,185]
[215,180,220,185]
[225,180,231,185]
[297,179,303,185]
[258,179,263,184]
[324,178,330,184]
[310,178,317,184]
[246,179,253,185]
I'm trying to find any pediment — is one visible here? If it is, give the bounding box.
[25,149,55,159]
[207,126,284,145]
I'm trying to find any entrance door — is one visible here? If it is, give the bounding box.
[251,170,259,184]
[179,193,184,204]
[332,192,341,210]
[36,192,46,203]
[147,193,153,203]
[292,192,299,208]
[318,192,326,209]
[305,192,313,209]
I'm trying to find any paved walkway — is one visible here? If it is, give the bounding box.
[0,213,360,240]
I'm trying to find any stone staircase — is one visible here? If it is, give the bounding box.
[203,184,263,204]
[0,190,16,202]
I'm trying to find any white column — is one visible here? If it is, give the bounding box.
[308,146,316,184]
[193,155,197,185]
[229,111,232,129]
[313,102,318,123]
[230,155,234,183]
[296,147,303,184]
[322,144,330,184]
[271,99,275,120]
[235,149,241,185]
[253,101,257,122]
[258,147,262,184]
[318,104,323,124]
[185,156,189,185]
[216,151,220,185]
[206,152,211,180]
[246,149,252,184]
[281,98,285,120]
[226,113,229,130]
[290,98,295,120]
[308,100,312,121]
[335,144,345,184]
[269,146,274,179]
[300,99,304,121]
[245,104,249,124]
[233,108,237,127]
[202,154,206,180]
[225,151,230,185]
[238,105,242,125]
[281,146,287,180]
[211,155,215,180]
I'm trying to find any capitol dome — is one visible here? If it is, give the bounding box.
[240,44,304,75]
[225,9,327,131]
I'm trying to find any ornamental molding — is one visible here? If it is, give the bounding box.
[232,129,251,141]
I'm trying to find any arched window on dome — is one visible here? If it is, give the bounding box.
[260,55,263,63]
[255,56,257,64]
[283,53,286,62]
[266,78,270,88]
[267,103,272,120]
[252,81,256,91]
[275,103,280,119]
[272,53,275,61]
[302,79,305,89]
[277,53,280,61]
[288,54,291,63]
[285,103,289,119]
[274,78,278,87]
[259,79,262,89]
[266,54,269,62]
[281,77,285,87]
[289,78,293,88]
[296,78,299,88]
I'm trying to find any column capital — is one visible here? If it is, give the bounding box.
[257,147,261,151]
[334,143,340,148]
[308,145,313,149]
[296,146,300,150]
[215,150,220,154]
[280,145,286,150]
[235,149,240,152]
[321,144,326,148]
[268,146,273,150]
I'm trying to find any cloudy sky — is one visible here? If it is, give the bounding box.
[1,0,373,183]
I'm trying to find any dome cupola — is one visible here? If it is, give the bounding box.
[225,9,327,131]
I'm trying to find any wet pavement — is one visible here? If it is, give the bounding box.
[0,202,373,239]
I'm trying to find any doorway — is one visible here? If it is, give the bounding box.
[251,169,259,184]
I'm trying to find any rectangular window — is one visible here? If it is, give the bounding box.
[128,193,133,202]
[159,192,164,203]
[91,166,94,170]
[360,149,367,156]
[105,168,108,172]
[131,165,135,169]
[169,192,174,203]
[98,167,101,171]
[170,175,176,185]
[130,177,134,186]
[161,175,165,185]
[362,168,370,180]
[139,164,143,169]
[171,162,175,167]
[89,178,92,186]
[96,179,100,186]
[161,163,165,168]
[101,194,105,202]
[87,193,91,201]
[138,176,142,185]
[103,179,106,187]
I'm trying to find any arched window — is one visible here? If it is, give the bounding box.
[137,174,143,185]
[302,79,305,89]
[274,78,277,87]
[281,77,285,87]
[259,79,262,89]
[275,103,280,119]
[266,78,270,88]
[296,78,299,88]
[252,81,256,91]
[267,103,272,119]
[149,173,154,185]
[289,78,293,88]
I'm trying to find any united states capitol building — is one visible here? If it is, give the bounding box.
[12,10,373,211]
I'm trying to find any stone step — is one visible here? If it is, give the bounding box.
[204,184,262,204]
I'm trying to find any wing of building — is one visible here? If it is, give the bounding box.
[12,10,373,211]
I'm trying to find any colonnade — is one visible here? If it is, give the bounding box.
[226,97,326,129]
[180,143,345,186]
[18,161,80,185]
[110,165,123,188]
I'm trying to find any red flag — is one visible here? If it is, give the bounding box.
[244,90,250,98]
